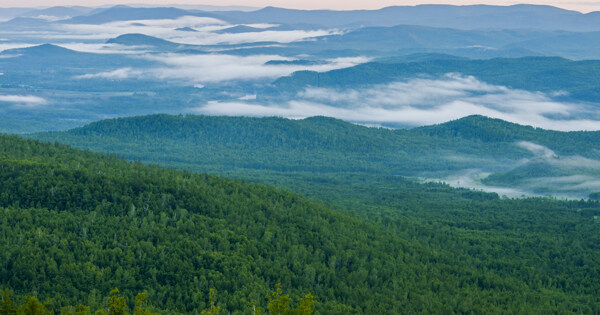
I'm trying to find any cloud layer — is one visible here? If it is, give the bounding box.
[0,94,48,108]
[77,54,370,83]
[193,74,600,131]
[49,16,339,47]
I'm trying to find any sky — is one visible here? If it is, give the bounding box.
[2,0,600,13]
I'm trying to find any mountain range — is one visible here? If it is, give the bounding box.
[3,4,600,31]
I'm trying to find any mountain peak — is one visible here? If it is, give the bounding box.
[1,44,77,56]
[106,33,180,47]
[175,27,198,32]
[414,115,540,142]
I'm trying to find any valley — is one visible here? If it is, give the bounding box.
[1,2,600,314]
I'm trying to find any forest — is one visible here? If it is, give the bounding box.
[31,114,600,197]
[2,126,600,313]
[3,3,600,314]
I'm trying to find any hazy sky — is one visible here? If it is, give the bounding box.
[3,0,600,13]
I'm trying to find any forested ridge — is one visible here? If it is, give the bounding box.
[31,114,600,197]
[35,114,600,170]
[1,119,599,313]
[0,134,413,313]
[273,57,600,102]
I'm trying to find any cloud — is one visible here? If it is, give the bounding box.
[0,43,36,53]
[516,141,600,168]
[516,141,557,158]
[239,94,257,100]
[191,74,600,131]
[54,16,228,41]
[168,29,340,45]
[75,68,143,79]
[490,141,600,196]
[50,17,339,45]
[0,94,47,106]
[60,43,149,54]
[517,174,600,197]
[436,169,530,198]
[77,54,370,83]
[32,15,72,22]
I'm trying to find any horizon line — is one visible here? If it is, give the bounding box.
[0,2,596,14]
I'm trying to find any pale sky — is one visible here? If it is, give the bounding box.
[2,0,600,13]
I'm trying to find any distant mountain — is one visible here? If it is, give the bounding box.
[21,6,92,19]
[216,25,267,33]
[504,31,600,59]
[284,24,600,59]
[375,53,468,63]
[125,4,258,12]
[265,59,326,66]
[216,4,600,32]
[0,8,31,20]
[106,33,184,49]
[303,24,547,50]
[0,43,152,70]
[2,43,80,57]
[272,56,600,103]
[63,5,226,24]
[0,16,50,29]
[174,26,198,32]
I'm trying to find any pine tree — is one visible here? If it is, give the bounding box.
[201,289,220,315]
[0,290,17,315]
[107,289,128,315]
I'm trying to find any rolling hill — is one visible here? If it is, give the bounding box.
[106,33,185,49]
[13,116,600,313]
[0,134,431,313]
[29,114,600,198]
[272,56,600,102]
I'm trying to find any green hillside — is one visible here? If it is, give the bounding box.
[31,114,600,197]
[6,118,600,313]
[3,122,600,313]
[0,134,420,313]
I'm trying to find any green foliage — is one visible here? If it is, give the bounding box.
[107,289,128,315]
[31,114,600,197]
[0,291,52,315]
[2,132,600,313]
[133,293,156,315]
[1,290,18,315]
[266,285,314,315]
[295,294,314,315]
[201,289,220,315]
[21,297,51,315]
[267,285,291,315]
[60,304,91,315]
[1,289,161,315]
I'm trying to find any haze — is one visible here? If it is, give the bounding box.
[3,0,600,13]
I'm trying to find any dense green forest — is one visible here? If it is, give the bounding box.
[0,120,598,313]
[31,114,600,197]
[0,135,396,313]
[0,286,314,315]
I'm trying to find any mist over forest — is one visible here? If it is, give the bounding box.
[1,3,600,314]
